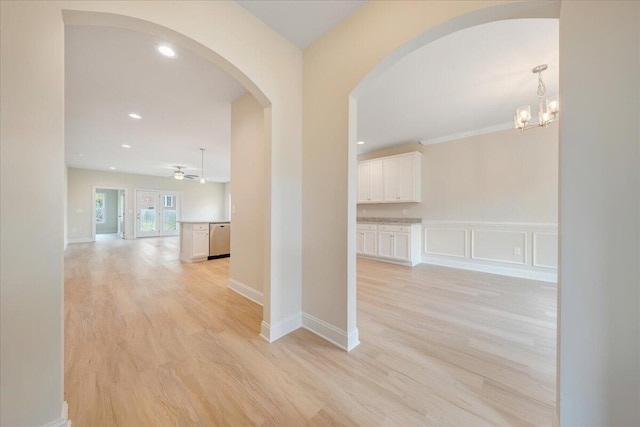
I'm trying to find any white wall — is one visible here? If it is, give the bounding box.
[0,2,65,425]
[559,1,640,425]
[67,167,226,241]
[358,128,559,281]
[229,93,265,304]
[1,1,302,424]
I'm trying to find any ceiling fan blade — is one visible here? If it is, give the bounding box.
[184,175,198,179]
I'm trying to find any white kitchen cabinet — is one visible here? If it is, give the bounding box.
[356,224,378,256]
[180,222,209,262]
[356,222,422,266]
[358,152,421,204]
[357,160,383,203]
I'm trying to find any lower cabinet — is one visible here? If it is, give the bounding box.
[356,223,421,266]
[180,222,210,262]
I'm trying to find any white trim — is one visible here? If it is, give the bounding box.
[356,254,415,267]
[124,234,135,240]
[228,278,263,306]
[260,312,302,342]
[302,312,360,351]
[470,230,527,265]
[420,121,514,146]
[43,401,70,427]
[67,237,94,244]
[421,255,557,283]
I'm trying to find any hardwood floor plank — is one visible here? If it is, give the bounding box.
[65,237,556,426]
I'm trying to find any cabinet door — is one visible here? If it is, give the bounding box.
[383,157,401,201]
[377,231,394,258]
[192,230,209,258]
[362,230,377,256]
[396,155,415,201]
[357,162,370,203]
[368,160,384,202]
[393,232,411,261]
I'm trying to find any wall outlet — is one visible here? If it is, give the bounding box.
[75,208,83,213]
[402,208,407,215]
[362,208,367,214]
[513,247,521,255]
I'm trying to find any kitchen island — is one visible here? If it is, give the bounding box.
[178,221,230,263]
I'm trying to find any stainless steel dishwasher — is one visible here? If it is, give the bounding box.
[208,223,231,259]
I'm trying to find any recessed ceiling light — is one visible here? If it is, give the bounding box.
[157,45,176,58]
[121,144,131,148]
[78,153,84,157]
[109,166,116,170]
[128,113,142,119]
[357,141,365,145]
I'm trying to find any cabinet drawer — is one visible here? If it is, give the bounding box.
[193,224,209,231]
[357,223,376,231]
[377,224,409,233]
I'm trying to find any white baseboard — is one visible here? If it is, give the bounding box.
[228,278,263,306]
[44,401,70,427]
[302,313,360,352]
[67,237,94,244]
[260,312,302,342]
[421,256,557,283]
[124,234,135,240]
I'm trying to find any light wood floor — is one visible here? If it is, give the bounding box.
[64,236,556,426]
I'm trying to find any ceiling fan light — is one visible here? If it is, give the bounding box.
[174,170,184,180]
[200,177,206,184]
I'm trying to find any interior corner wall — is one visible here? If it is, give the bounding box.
[0,1,65,425]
[230,93,265,298]
[559,1,640,425]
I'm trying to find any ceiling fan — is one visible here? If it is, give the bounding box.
[172,166,198,180]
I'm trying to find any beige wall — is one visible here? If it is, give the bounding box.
[358,127,559,223]
[559,1,640,425]
[67,167,226,240]
[230,93,265,297]
[1,1,302,424]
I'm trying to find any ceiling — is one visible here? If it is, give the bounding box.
[65,25,246,182]
[357,19,559,153]
[237,0,367,49]
[66,13,558,180]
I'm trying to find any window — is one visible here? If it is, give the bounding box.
[164,195,173,208]
[95,192,105,224]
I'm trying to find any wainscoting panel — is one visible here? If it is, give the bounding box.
[471,230,526,265]
[422,222,558,283]
[424,228,466,258]
[533,232,559,268]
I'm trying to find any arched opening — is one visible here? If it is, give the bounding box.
[346,0,561,420]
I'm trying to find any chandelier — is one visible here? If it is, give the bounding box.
[514,64,559,131]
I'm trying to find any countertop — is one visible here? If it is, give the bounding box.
[357,217,422,224]
[178,221,231,224]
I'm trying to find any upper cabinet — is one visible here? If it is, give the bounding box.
[358,151,422,204]
[357,159,383,203]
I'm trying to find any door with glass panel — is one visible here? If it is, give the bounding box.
[136,190,181,238]
[136,190,160,237]
[160,192,180,235]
